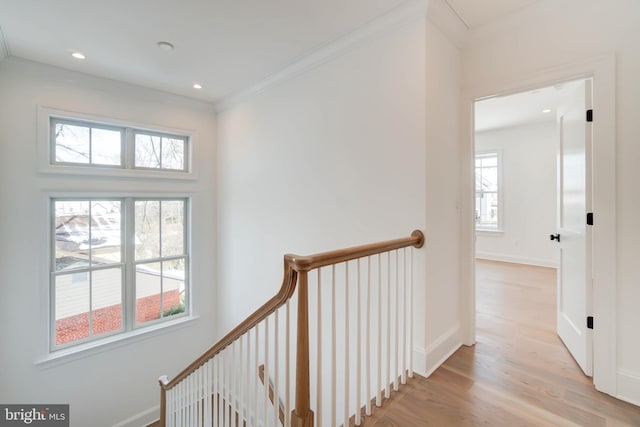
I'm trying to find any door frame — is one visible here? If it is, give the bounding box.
[459,54,617,396]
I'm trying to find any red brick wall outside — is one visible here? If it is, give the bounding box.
[55,290,181,345]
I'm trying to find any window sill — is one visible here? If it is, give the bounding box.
[476,228,504,236]
[37,164,197,181]
[35,315,199,370]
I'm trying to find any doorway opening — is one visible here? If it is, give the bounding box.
[463,54,616,397]
[473,79,593,377]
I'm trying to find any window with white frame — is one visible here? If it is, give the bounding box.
[48,115,191,351]
[51,198,188,349]
[51,117,189,172]
[475,151,501,230]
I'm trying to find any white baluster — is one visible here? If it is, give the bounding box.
[331,265,336,427]
[366,256,372,416]
[239,337,245,427]
[402,248,407,385]
[274,309,279,427]
[205,360,211,427]
[386,252,391,398]
[189,376,193,427]
[394,250,399,392]
[409,248,414,378]
[316,269,322,427]
[219,354,224,427]
[264,317,269,427]
[254,324,259,427]
[344,261,350,427]
[285,301,291,427]
[356,258,362,426]
[213,357,218,427]
[224,347,233,427]
[189,375,194,427]
[197,366,202,427]
[244,333,249,427]
[175,375,179,425]
[376,253,382,407]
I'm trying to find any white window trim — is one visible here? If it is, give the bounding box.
[475,150,503,232]
[36,315,199,369]
[37,106,198,180]
[39,191,196,363]
[49,196,191,352]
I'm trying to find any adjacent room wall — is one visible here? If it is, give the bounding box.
[0,58,217,426]
[475,122,558,268]
[462,0,640,405]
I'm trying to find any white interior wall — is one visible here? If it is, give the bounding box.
[216,17,426,358]
[217,14,463,390]
[462,0,640,405]
[0,58,217,426]
[475,122,558,268]
[424,18,463,372]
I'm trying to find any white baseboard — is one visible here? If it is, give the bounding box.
[617,370,640,407]
[417,324,463,378]
[113,405,159,427]
[413,345,428,378]
[475,252,557,268]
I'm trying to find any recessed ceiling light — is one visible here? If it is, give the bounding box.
[157,41,175,51]
[193,83,203,90]
[71,52,86,60]
[543,109,552,113]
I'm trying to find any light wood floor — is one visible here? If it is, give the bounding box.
[359,259,640,426]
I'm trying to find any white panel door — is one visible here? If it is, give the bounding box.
[555,79,592,376]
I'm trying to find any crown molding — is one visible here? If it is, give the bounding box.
[426,0,468,49]
[215,0,429,112]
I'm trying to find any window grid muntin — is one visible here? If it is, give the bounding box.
[49,117,190,173]
[133,198,188,327]
[133,130,188,172]
[51,118,125,168]
[50,197,189,351]
[51,198,126,350]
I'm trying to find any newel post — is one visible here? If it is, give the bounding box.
[291,270,314,427]
[159,376,168,427]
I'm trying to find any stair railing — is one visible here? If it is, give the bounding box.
[157,230,424,427]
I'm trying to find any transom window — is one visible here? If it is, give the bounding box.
[475,151,501,231]
[51,198,189,349]
[51,117,189,172]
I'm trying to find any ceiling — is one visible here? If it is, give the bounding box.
[0,0,544,105]
[444,0,541,28]
[475,79,585,133]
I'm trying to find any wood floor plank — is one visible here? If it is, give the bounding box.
[357,260,640,426]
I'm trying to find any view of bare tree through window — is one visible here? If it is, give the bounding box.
[134,133,185,170]
[52,119,188,172]
[134,199,186,325]
[54,122,121,166]
[51,198,187,347]
[48,116,191,350]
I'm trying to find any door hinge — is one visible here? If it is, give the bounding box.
[587,212,594,225]
[587,316,594,329]
[586,109,593,122]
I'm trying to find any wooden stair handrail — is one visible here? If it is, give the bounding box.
[159,230,423,391]
[158,230,425,427]
[285,230,424,272]
[160,260,299,390]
